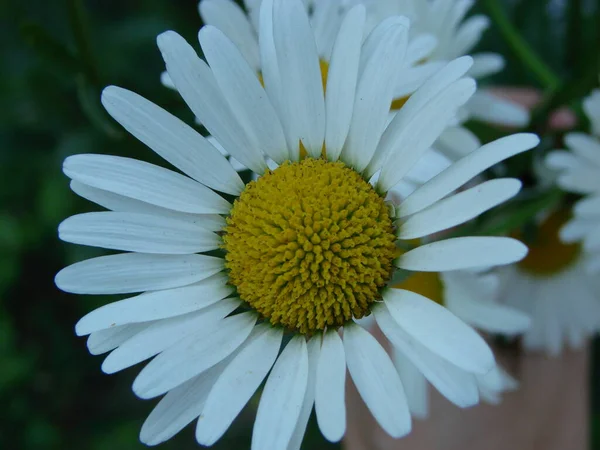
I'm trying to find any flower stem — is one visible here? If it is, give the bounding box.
[483,0,560,91]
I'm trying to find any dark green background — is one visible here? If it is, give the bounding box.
[1,0,598,449]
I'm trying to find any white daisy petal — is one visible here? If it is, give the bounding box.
[258,0,284,123]
[199,0,260,70]
[63,154,230,214]
[252,336,309,450]
[70,181,225,231]
[341,17,409,171]
[287,335,321,450]
[75,273,232,335]
[101,86,244,195]
[447,295,531,335]
[59,212,220,254]
[453,15,490,56]
[436,125,481,160]
[87,323,151,355]
[196,324,283,446]
[343,322,411,439]
[560,218,596,242]
[324,5,365,162]
[315,330,346,442]
[375,304,479,408]
[383,289,495,374]
[272,0,325,158]
[393,62,447,99]
[399,133,539,217]
[398,178,522,239]
[398,237,528,271]
[391,348,429,419]
[574,196,600,217]
[565,132,600,167]
[133,312,257,399]
[405,34,437,66]
[160,71,175,89]
[377,77,476,192]
[545,150,582,171]
[56,253,224,295]
[101,298,241,374]
[366,56,474,179]
[157,31,268,174]
[140,361,227,446]
[558,168,600,193]
[469,53,504,79]
[199,26,289,164]
[467,90,530,127]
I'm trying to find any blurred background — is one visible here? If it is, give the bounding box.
[1,0,599,448]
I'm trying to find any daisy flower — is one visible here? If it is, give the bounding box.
[56,1,536,448]
[499,90,600,356]
[497,209,600,356]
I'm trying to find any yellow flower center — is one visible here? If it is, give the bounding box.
[392,271,444,304]
[517,209,581,276]
[223,158,397,334]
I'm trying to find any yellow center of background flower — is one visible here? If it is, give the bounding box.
[392,271,444,304]
[517,208,581,276]
[223,158,397,334]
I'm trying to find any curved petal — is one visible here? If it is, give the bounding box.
[272,0,325,158]
[286,335,321,450]
[196,324,283,446]
[63,154,231,214]
[398,179,522,239]
[101,86,244,195]
[75,273,231,334]
[375,304,479,408]
[133,312,257,399]
[252,335,309,450]
[70,181,225,231]
[101,298,241,374]
[324,5,365,162]
[343,322,411,439]
[139,362,226,446]
[199,0,260,70]
[87,323,150,355]
[56,253,224,295]
[398,133,539,217]
[383,289,495,374]
[397,237,528,271]
[315,330,346,442]
[199,26,289,164]
[341,17,408,171]
[157,31,268,174]
[59,212,220,254]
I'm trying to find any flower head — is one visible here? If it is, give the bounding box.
[56,1,536,447]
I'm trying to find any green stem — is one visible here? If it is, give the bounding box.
[483,0,560,91]
[67,0,99,86]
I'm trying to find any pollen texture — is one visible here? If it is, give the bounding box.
[223,158,396,334]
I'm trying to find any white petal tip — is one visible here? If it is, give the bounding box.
[156,30,180,49]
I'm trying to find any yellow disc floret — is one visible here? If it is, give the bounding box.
[518,208,581,276]
[223,158,396,334]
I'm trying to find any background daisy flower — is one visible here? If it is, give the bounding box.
[346,0,530,160]
[498,89,600,356]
